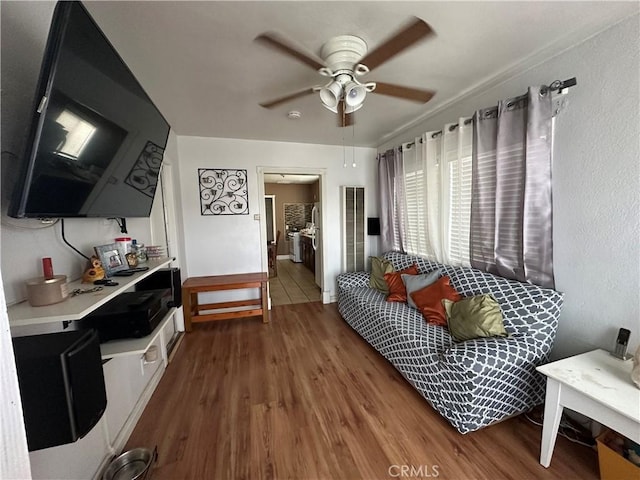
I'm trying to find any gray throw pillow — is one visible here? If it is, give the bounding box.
[401,270,441,309]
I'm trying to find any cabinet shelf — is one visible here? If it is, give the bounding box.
[8,257,173,327]
[100,307,176,359]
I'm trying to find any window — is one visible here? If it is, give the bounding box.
[443,121,472,267]
[401,118,472,266]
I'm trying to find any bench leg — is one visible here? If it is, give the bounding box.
[261,280,269,323]
[183,288,193,332]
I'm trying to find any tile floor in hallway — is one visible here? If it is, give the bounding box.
[269,258,320,305]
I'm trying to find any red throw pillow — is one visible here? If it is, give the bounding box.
[384,264,419,302]
[410,276,461,326]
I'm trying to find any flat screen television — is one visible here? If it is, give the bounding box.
[8,1,170,219]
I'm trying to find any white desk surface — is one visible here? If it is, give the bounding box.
[537,349,640,423]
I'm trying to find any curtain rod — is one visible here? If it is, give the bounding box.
[403,118,473,148]
[399,77,577,151]
[541,77,577,95]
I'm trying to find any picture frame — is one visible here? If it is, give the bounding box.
[94,243,129,277]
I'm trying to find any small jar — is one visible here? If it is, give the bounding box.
[115,236,132,254]
[132,239,147,263]
[126,252,139,267]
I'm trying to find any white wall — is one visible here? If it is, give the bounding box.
[176,136,378,300]
[379,15,640,359]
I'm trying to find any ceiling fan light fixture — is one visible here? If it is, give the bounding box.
[344,81,367,108]
[344,102,363,114]
[319,80,342,109]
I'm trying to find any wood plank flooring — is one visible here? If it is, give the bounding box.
[269,259,320,306]
[125,302,599,480]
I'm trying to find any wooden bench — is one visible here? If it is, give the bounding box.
[182,272,269,331]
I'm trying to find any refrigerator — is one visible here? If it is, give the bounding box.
[311,202,322,288]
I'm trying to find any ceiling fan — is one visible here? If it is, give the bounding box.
[256,17,436,127]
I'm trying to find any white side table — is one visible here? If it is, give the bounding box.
[536,349,640,467]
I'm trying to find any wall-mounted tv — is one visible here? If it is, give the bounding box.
[8,1,170,219]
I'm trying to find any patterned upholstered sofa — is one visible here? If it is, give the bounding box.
[337,251,563,434]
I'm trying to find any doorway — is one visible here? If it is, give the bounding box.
[258,167,326,306]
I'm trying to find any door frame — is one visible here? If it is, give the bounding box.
[257,166,328,303]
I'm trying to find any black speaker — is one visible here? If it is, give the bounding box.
[135,267,182,307]
[367,217,381,236]
[13,330,107,451]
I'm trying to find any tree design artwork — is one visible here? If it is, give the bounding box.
[199,168,249,215]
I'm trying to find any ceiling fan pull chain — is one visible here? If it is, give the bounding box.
[352,122,356,168]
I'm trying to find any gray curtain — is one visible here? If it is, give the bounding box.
[378,148,405,253]
[470,86,555,288]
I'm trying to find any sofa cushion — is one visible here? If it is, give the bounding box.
[369,256,394,294]
[402,270,441,309]
[444,294,508,342]
[411,275,461,326]
[382,251,564,337]
[384,264,419,302]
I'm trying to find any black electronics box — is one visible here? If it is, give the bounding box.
[82,288,170,342]
[135,267,182,307]
[367,217,381,236]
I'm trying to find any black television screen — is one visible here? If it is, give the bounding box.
[9,1,170,219]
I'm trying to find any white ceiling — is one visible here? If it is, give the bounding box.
[85,1,638,148]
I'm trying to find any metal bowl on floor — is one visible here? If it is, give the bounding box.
[103,447,157,480]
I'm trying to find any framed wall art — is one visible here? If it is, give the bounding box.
[199,168,249,215]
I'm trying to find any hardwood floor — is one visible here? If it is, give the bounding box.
[269,259,320,306]
[125,303,598,480]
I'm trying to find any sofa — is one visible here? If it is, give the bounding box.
[336,251,563,434]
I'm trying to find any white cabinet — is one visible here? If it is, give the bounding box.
[103,333,164,450]
[342,186,366,272]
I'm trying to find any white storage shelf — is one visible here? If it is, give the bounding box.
[9,257,176,360]
[8,257,173,326]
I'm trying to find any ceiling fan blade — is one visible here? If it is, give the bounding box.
[259,88,316,109]
[373,82,435,103]
[337,100,355,127]
[255,32,325,71]
[358,17,434,72]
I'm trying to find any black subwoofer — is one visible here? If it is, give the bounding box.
[12,329,107,451]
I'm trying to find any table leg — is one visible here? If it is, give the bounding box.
[261,280,269,323]
[183,287,192,332]
[540,379,563,467]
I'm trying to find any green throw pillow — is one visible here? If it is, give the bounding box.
[443,294,508,342]
[369,256,394,294]
[401,270,441,309]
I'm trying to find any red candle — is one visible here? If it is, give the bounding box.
[42,257,54,279]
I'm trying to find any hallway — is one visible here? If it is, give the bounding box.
[269,259,320,306]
